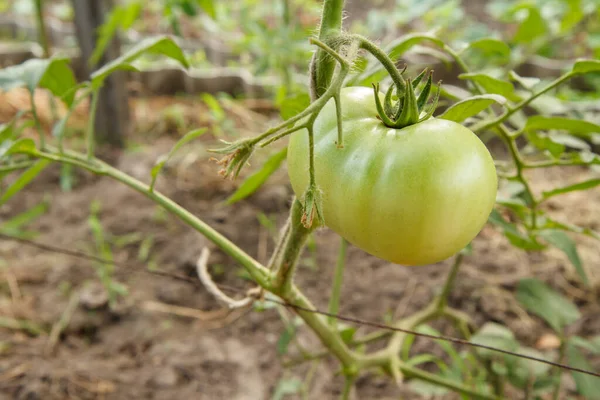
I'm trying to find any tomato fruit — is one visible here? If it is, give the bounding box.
[287,86,497,266]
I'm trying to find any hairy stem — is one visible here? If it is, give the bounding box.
[272,199,313,295]
[314,0,345,97]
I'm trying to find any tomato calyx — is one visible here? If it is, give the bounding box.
[372,68,441,129]
[301,183,324,228]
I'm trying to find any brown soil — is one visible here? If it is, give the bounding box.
[1,93,599,400]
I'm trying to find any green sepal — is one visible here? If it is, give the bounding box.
[394,78,419,127]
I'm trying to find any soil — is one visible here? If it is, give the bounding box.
[1,89,600,400]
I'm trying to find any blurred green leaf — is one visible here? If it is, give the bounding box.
[277,325,295,355]
[508,71,541,90]
[195,0,216,19]
[459,73,520,101]
[439,94,506,122]
[537,230,588,285]
[279,94,310,121]
[386,33,444,60]
[513,7,546,44]
[0,159,50,206]
[525,130,565,157]
[271,378,302,400]
[465,38,511,60]
[572,59,600,74]
[0,57,76,105]
[488,209,544,250]
[226,148,287,205]
[561,0,584,33]
[471,322,519,359]
[91,1,143,66]
[566,341,600,399]
[571,336,600,354]
[92,36,189,87]
[524,116,600,138]
[516,278,581,332]
[0,201,48,238]
[542,179,600,200]
[150,128,207,191]
[507,346,553,389]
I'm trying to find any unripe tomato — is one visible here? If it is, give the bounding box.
[287,87,497,266]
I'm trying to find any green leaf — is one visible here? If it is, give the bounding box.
[572,59,600,74]
[566,342,600,399]
[571,336,600,354]
[279,94,310,121]
[0,159,50,206]
[92,36,189,87]
[226,148,287,205]
[149,128,207,191]
[524,116,600,138]
[37,57,77,106]
[90,1,143,66]
[0,139,36,160]
[488,209,544,250]
[525,130,565,158]
[542,179,600,200]
[561,0,584,33]
[508,346,553,389]
[271,378,302,400]
[513,7,546,44]
[276,325,295,355]
[0,57,76,104]
[439,94,506,122]
[516,278,581,332]
[471,322,519,359]
[459,73,520,101]
[0,201,48,237]
[386,33,444,60]
[195,0,216,19]
[508,71,541,90]
[537,230,588,285]
[465,38,511,60]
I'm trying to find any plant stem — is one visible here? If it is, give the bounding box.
[34,0,51,58]
[29,91,45,149]
[31,149,271,288]
[400,364,502,400]
[340,375,354,400]
[0,161,37,174]
[314,0,344,96]
[328,237,347,326]
[288,285,358,369]
[472,72,574,135]
[86,89,100,160]
[551,335,567,400]
[434,254,463,310]
[355,35,406,92]
[272,199,313,295]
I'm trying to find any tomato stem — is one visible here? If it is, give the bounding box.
[313,0,345,97]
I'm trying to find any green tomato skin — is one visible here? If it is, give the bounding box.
[287,87,498,266]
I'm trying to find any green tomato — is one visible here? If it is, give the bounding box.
[287,87,497,266]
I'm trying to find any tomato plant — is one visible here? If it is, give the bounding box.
[1,0,600,399]
[287,86,497,265]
